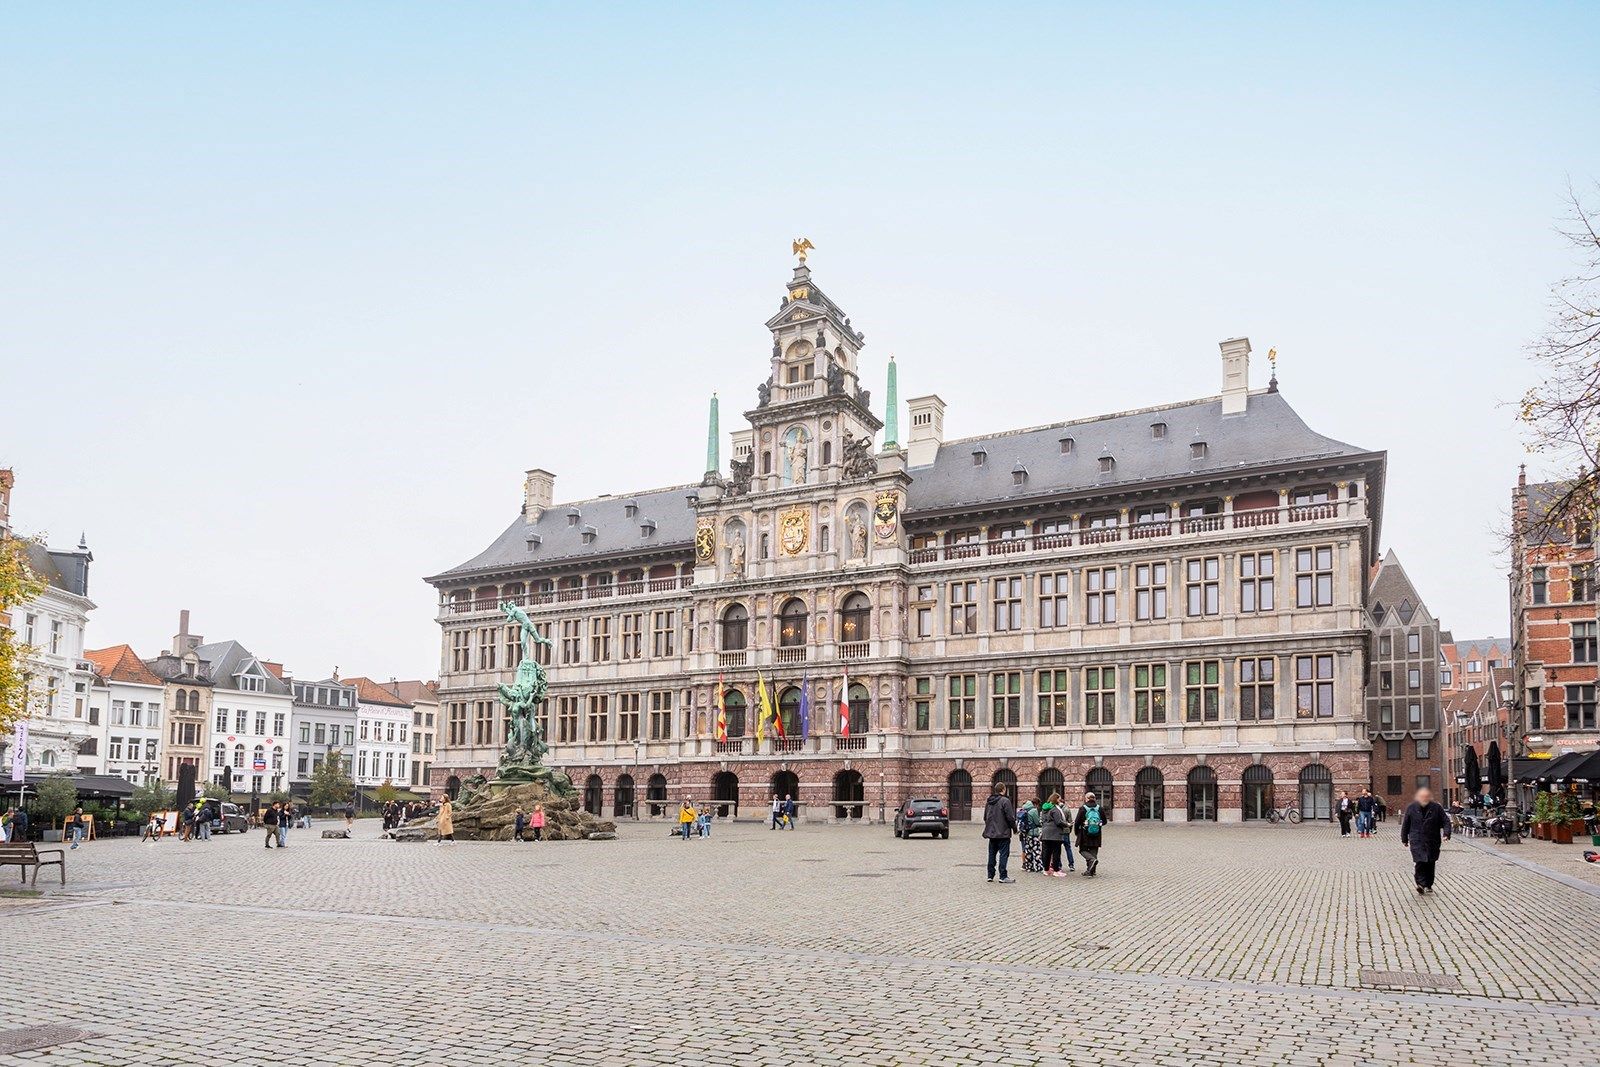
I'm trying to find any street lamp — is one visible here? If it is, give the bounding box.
[876,732,886,824]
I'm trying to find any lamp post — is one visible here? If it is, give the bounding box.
[1499,679,1520,810]
[633,740,642,820]
[876,732,886,824]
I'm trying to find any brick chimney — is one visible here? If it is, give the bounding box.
[172,609,202,655]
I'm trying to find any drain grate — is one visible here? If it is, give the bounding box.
[0,1025,98,1055]
[1359,969,1463,991]
[845,873,885,878]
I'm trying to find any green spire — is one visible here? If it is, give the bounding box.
[705,393,720,475]
[883,357,899,449]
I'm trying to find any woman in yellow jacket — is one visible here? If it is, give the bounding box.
[436,795,455,844]
[678,801,696,841]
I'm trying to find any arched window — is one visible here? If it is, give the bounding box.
[233,744,246,768]
[1187,766,1217,821]
[252,744,265,771]
[771,770,799,804]
[1085,767,1114,821]
[778,687,802,737]
[1037,767,1065,803]
[839,592,871,643]
[720,604,749,651]
[1242,764,1273,820]
[1299,763,1333,820]
[821,439,833,466]
[778,598,808,647]
[722,690,748,737]
[583,774,604,815]
[992,767,1018,808]
[1135,767,1164,821]
[271,746,284,771]
[947,769,973,820]
[712,771,739,817]
[646,773,668,817]
[40,750,56,768]
[173,690,188,713]
[847,682,870,736]
[213,743,226,767]
[833,769,865,820]
[446,775,462,800]
[613,774,634,818]
[188,689,201,710]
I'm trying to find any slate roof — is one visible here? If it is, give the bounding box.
[24,541,91,598]
[1367,550,1431,626]
[192,640,292,696]
[1450,638,1513,661]
[84,644,164,687]
[431,483,700,581]
[906,390,1373,515]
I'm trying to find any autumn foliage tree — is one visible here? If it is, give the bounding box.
[0,533,47,735]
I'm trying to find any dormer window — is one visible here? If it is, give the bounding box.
[566,510,580,527]
[1059,437,1074,455]
[1012,462,1028,486]
[581,526,598,544]
[972,448,987,467]
[640,519,656,537]
[1151,422,1167,439]
[1191,441,1208,459]
[526,534,542,551]
[624,501,638,518]
[1099,456,1115,474]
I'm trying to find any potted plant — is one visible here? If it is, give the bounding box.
[1550,791,1574,844]
[1563,791,1586,841]
[1532,791,1554,840]
[32,774,79,842]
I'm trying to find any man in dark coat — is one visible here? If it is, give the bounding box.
[982,782,1017,884]
[1400,786,1451,894]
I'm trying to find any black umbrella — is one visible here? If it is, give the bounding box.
[1486,740,1505,803]
[1464,746,1482,804]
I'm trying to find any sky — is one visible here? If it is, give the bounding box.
[3,3,1598,680]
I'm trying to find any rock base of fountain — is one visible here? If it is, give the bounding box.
[388,780,615,842]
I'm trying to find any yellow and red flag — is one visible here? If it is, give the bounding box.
[756,672,773,742]
[715,674,728,742]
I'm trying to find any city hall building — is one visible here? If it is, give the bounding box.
[427,256,1386,823]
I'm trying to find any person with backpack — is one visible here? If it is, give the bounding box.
[982,781,1018,884]
[1017,798,1043,873]
[1073,791,1104,876]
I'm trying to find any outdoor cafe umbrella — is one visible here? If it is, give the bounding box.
[1486,740,1505,802]
[1464,745,1482,803]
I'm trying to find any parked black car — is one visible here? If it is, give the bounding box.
[893,797,949,839]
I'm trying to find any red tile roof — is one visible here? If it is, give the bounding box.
[341,675,412,708]
[84,644,164,687]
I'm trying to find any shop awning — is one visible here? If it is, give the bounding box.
[359,787,429,805]
[1518,751,1590,783]
[1559,748,1600,783]
[1,772,136,799]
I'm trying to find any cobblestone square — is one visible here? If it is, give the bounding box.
[3,819,1597,1066]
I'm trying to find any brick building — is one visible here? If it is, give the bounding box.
[427,256,1386,822]
[1510,470,1600,766]
[1364,551,1444,809]
[1442,667,1514,805]
[1441,637,1511,698]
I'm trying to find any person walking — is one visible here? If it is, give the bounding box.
[514,808,527,842]
[436,795,455,844]
[530,803,546,841]
[262,802,280,848]
[277,803,291,848]
[1018,798,1043,873]
[678,800,695,840]
[1356,789,1375,838]
[770,795,784,830]
[66,807,87,850]
[1400,786,1451,895]
[197,799,213,841]
[1073,791,1104,876]
[982,781,1017,884]
[344,802,355,830]
[783,794,797,830]
[1337,792,1354,838]
[1040,793,1069,877]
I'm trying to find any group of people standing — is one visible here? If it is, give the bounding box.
[512,805,546,841]
[260,801,296,848]
[1335,789,1385,838]
[677,800,714,838]
[983,784,1105,882]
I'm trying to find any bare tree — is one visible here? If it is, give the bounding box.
[1519,182,1600,538]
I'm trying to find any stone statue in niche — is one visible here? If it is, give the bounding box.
[848,516,869,560]
[729,533,746,577]
[840,430,878,480]
[786,436,808,485]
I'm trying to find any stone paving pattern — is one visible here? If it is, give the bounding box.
[2,818,1597,1065]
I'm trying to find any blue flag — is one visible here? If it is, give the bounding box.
[799,673,811,738]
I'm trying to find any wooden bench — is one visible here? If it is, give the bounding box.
[0,842,67,885]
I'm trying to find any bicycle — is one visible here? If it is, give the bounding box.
[1266,804,1302,824]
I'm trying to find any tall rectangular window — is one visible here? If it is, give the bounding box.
[1238,551,1275,612]
[1573,563,1594,602]
[557,696,579,743]
[1185,557,1220,617]
[1037,669,1070,727]
[648,691,673,740]
[1184,660,1220,721]
[1406,631,1421,655]
[651,610,676,658]
[587,695,609,742]
[946,674,977,730]
[1238,657,1275,720]
[590,617,612,662]
[911,677,932,730]
[560,620,582,665]
[1134,562,1167,621]
[1531,566,1548,604]
[1084,666,1116,725]
[948,581,978,635]
[216,707,228,732]
[1133,663,1168,724]
[1038,572,1070,628]
[1295,545,1334,608]
[1294,654,1335,717]
[990,671,1022,728]
[617,693,640,741]
[1573,621,1597,663]
[620,613,644,661]
[992,577,1023,631]
[1085,567,1117,624]
[1568,684,1598,730]
[504,624,521,667]
[477,627,497,671]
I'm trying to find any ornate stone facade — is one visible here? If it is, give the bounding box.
[427,259,1385,823]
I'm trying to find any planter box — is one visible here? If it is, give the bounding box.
[1553,823,1574,845]
[1533,822,1550,840]
[40,829,63,843]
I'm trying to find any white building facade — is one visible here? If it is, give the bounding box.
[289,676,358,796]
[346,677,411,791]
[197,640,293,798]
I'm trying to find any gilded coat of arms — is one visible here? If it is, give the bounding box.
[873,491,899,541]
[694,522,715,563]
[779,508,809,556]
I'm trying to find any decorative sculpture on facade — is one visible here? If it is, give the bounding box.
[729,532,746,577]
[841,430,879,479]
[726,454,753,496]
[826,361,845,396]
[848,516,869,560]
[757,377,773,408]
[785,435,809,485]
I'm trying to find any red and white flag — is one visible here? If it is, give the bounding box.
[838,669,851,737]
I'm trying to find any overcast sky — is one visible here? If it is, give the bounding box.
[3,4,1597,680]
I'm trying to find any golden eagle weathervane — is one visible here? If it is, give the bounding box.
[792,237,815,263]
